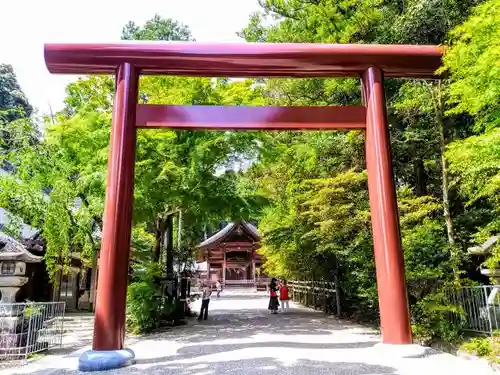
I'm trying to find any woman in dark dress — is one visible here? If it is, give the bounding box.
[268,278,280,314]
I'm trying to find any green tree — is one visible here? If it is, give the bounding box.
[442,0,500,130]
[122,14,193,42]
[0,64,38,155]
[0,64,33,122]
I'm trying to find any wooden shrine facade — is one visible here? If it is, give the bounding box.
[196,221,266,287]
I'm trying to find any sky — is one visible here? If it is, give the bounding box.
[0,0,260,116]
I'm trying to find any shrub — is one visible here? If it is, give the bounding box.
[126,262,163,334]
[411,291,462,345]
[461,337,492,357]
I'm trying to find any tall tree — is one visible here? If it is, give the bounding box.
[122,14,193,42]
[0,64,33,122]
[0,64,38,156]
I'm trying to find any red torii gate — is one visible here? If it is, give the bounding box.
[44,42,442,371]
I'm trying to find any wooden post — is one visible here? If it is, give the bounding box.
[334,275,342,316]
[89,250,98,312]
[93,63,138,351]
[223,250,226,287]
[252,259,256,287]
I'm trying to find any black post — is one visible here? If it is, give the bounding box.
[165,214,174,304]
[179,275,188,320]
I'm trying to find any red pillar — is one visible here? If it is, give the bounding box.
[362,67,412,344]
[93,63,139,351]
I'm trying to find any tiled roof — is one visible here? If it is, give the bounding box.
[196,220,260,249]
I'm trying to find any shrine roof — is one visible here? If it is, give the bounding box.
[197,221,260,250]
[44,42,443,79]
[0,232,42,263]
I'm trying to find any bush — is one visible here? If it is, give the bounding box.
[460,332,500,363]
[126,262,163,334]
[411,291,462,345]
[461,337,492,357]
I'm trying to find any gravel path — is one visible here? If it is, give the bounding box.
[1,291,496,375]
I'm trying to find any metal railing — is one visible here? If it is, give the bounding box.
[446,285,500,335]
[0,302,65,361]
[288,280,341,315]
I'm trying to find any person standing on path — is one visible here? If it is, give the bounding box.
[279,280,290,313]
[216,280,222,298]
[198,283,212,320]
[268,278,279,314]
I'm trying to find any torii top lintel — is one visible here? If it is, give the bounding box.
[44,42,443,79]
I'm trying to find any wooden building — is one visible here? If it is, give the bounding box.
[20,233,96,311]
[196,221,268,288]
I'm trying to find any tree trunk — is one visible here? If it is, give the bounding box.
[165,214,174,279]
[89,248,98,312]
[153,218,169,263]
[431,82,456,246]
[414,158,427,196]
[440,141,455,246]
[153,221,162,263]
[427,81,460,280]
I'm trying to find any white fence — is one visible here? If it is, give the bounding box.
[0,302,65,361]
[446,285,500,335]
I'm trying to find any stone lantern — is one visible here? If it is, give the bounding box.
[0,232,42,345]
[468,236,499,278]
[0,233,42,305]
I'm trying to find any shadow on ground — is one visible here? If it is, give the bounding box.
[133,339,380,365]
[144,305,379,344]
[6,294,388,375]
[10,359,396,375]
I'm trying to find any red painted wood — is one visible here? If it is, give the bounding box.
[92,63,139,351]
[44,42,443,78]
[42,39,430,352]
[136,104,366,130]
[222,242,258,247]
[362,67,412,344]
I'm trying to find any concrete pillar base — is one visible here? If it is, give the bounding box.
[373,343,427,358]
[78,348,135,372]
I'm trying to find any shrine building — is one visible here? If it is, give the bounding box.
[196,220,268,288]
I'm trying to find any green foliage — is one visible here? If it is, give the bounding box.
[447,128,500,272]
[0,64,38,155]
[0,64,33,122]
[126,262,164,334]
[411,292,462,345]
[2,15,263,281]
[122,14,193,42]
[459,333,500,362]
[443,0,500,129]
[237,0,486,342]
[0,112,110,279]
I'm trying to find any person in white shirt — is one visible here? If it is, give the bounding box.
[216,280,222,298]
[198,283,212,320]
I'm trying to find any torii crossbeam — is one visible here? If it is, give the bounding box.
[44,42,443,371]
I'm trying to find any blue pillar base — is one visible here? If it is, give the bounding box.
[78,348,135,372]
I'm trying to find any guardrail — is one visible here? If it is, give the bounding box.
[0,301,65,361]
[288,280,341,315]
